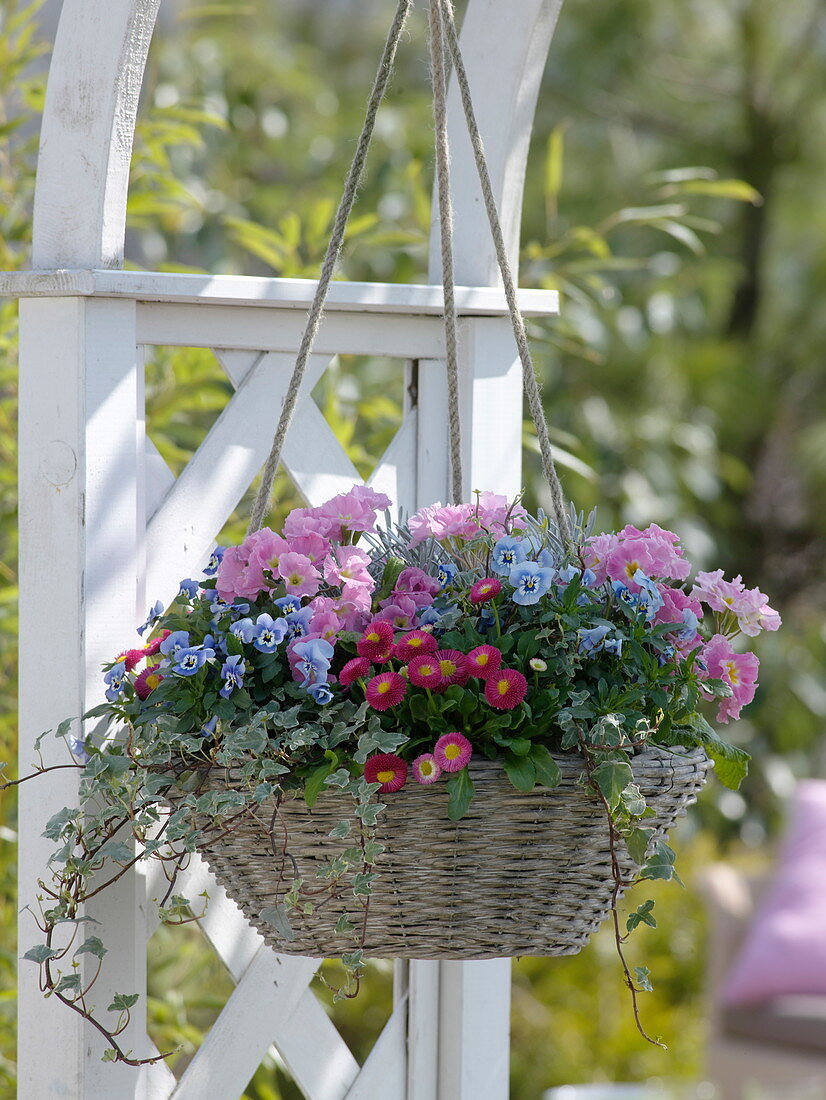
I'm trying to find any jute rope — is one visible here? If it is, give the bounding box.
[437,0,571,542]
[249,0,572,545]
[428,0,463,504]
[247,0,414,535]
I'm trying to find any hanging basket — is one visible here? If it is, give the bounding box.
[189,746,710,960]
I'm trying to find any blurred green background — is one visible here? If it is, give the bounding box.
[1,0,825,1096]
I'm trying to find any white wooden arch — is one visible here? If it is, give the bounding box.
[11,1,564,1096]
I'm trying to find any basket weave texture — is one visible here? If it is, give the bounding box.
[193,746,710,960]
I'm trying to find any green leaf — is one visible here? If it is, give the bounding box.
[107,992,139,1013]
[101,1049,118,1063]
[590,759,633,811]
[328,820,351,839]
[74,936,107,960]
[446,768,475,821]
[626,827,654,866]
[626,899,657,933]
[620,782,647,817]
[23,945,61,964]
[98,841,133,864]
[529,745,561,789]
[259,904,295,942]
[633,965,653,992]
[304,761,334,809]
[504,752,536,792]
[640,840,684,886]
[679,713,749,790]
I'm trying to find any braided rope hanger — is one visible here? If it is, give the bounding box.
[248,0,571,544]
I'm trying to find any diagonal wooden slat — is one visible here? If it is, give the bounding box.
[368,409,418,516]
[171,949,318,1100]
[343,998,409,1100]
[270,988,361,1100]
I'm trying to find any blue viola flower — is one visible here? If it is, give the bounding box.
[103,661,128,702]
[231,601,251,617]
[178,578,199,600]
[275,594,303,616]
[418,603,455,627]
[172,645,215,676]
[307,682,334,705]
[537,548,557,570]
[477,608,495,632]
[657,644,676,667]
[70,737,89,762]
[199,715,218,738]
[254,613,289,653]
[284,606,313,640]
[203,546,225,577]
[292,638,334,685]
[437,561,458,587]
[677,608,700,644]
[577,625,611,654]
[491,536,528,576]
[219,655,246,698]
[509,562,555,606]
[210,592,231,616]
[230,618,256,644]
[603,636,623,657]
[632,570,664,622]
[612,581,640,612]
[137,599,164,636]
[160,631,190,661]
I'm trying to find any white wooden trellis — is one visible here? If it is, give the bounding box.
[9,1,564,1097]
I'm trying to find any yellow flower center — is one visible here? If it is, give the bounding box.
[377,681,391,694]
[367,631,380,642]
[420,761,435,776]
[268,554,280,569]
[376,769,395,783]
[624,560,640,580]
[444,744,461,760]
[476,654,489,666]
[409,637,423,648]
[439,660,457,676]
[497,679,510,696]
[147,673,162,689]
[722,659,740,685]
[288,572,303,586]
[419,663,434,677]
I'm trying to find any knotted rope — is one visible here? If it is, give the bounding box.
[249,0,571,545]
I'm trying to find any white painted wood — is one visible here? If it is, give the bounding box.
[32,1,161,268]
[415,360,451,509]
[343,999,409,1100]
[367,410,418,517]
[271,988,361,1100]
[437,960,512,1100]
[138,303,448,360]
[0,268,558,316]
[144,437,175,519]
[171,950,318,1100]
[431,0,565,286]
[406,961,441,1100]
[18,296,149,1097]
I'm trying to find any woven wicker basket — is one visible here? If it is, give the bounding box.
[191,746,709,960]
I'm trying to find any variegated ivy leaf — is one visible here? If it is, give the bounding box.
[353,727,409,764]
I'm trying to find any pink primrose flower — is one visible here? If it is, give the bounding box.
[393,630,438,662]
[134,664,164,700]
[277,552,321,598]
[692,570,781,637]
[308,603,341,642]
[143,629,171,657]
[408,503,477,545]
[246,528,290,584]
[365,670,408,711]
[412,753,442,785]
[582,533,620,585]
[376,596,419,631]
[216,543,264,602]
[701,633,760,723]
[364,753,408,792]
[323,546,374,589]
[484,668,528,710]
[654,586,703,651]
[318,485,391,538]
[357,620,395,662]
[394,566,441,609]
[287,532,330,564]
[604,540,659,589]
[433,731,473,772]
[467,644,502,679]
[470,577,502,605]
[339,656,372,687]
[474,491,526,534]
[282,507,339,542]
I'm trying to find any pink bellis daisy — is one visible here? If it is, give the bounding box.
[412,753,442,785]
[134,665,164,700]
[143,629,171,657]
[434,649,469,687]
[394,629,439,662]
[407,653,446,691]
[364,753,408,793]
[470,577,502,605]
[339,656,372,687]
[117,648,146,672]
[484,668,528,711]
[433,731,473,772]
[357,620,395,662]
[365,671,407,711]
[467,644,502,679]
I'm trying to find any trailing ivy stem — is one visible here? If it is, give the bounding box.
[578,733,666,1050]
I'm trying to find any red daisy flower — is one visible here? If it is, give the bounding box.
[339,656,372,687]
[433,731,473,772]
[134,664,164,700]
[357,620,395,662]
[470,577,502,605]
[407,654,447,690]
[484,668,528,710]
[434,649,469,687]
[117,648,146,672]
[365,671,407,711]
[364,753,408,792]
[143,629,171,657]
[467,644,502,679]
[393,629,438,662]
